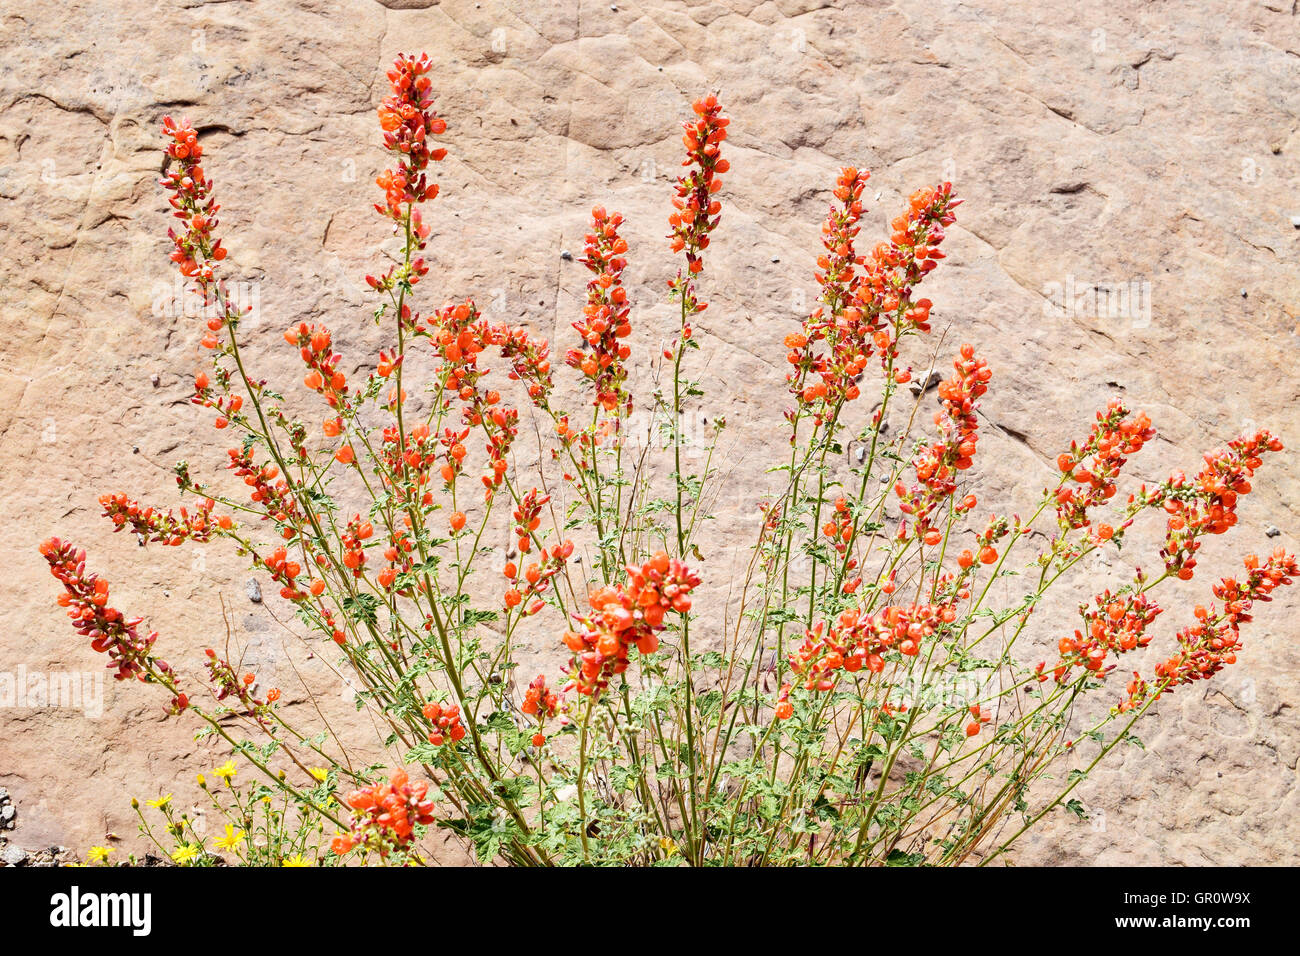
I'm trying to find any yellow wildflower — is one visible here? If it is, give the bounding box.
[87,846,114,864]
[171,844,200,864]
[213,824,244,851]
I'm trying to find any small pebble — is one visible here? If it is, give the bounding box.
[1291,215,1300,229]
[909,369,942,396]
[246,578,263,603]
[1240,289,1248,298]
[1265,525,1281,538]
[150,373,160,387]
[560,250,572,261]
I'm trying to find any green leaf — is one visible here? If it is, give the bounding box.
[342,592,380,627]
[884,849,926,867]
[462,608,500,628]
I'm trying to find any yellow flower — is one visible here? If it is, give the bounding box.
[87,846,114,864]
[213,824,244,851]
[147,793,173,809]
[213,760,237,785]
[281,854,312,867]
[658,836,679,857]
[309,767,329,782]
[196,773,206,787]
[171,844,200,864]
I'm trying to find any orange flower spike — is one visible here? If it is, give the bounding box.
[371,53,444,223]
[39,538,177,697]
[1120,550,1298,714]
[99,494,222,547]
[667,95,728,313]
[566,206,633,414]
[1156,430,1281,578]
[784,166,875,422]
[159,116,226,289]
[894,345,990,543]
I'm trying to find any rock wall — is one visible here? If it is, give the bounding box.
[1,0,1297,864]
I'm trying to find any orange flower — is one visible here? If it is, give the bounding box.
[372,53,445,221]
[331,769,436,861]
[560,552,700,697]
[565,206,633,414]
[40,539,171,693]
[667,95,728,324]
[894,345,990,542]
[1121,550,1298,712]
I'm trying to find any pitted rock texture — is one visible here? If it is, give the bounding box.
[1,0,1297,865]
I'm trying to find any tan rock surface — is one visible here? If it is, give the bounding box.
[1,0,1297,864]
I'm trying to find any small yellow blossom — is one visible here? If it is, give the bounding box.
[213,760,237,785]
[87,846,114,864]
[147,793,173,809]
[213,824,244,851]
[281,854,312,867]
[309,767,329,782]
[171,844,200,864]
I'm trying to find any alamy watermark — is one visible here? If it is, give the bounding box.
[0,666,105,719]
[150,275,262,326]
[1043,274,1151,330]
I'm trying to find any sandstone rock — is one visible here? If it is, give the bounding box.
[1,0,1297,867]
[1,844,28,867]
